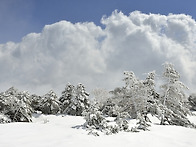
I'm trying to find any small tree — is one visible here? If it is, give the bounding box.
[115,112,130,131]
[83,104,108,134]
[83,103,120,136]
[136,113,151,131]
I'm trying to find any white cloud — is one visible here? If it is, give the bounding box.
[0,21,106,94]
[101,10,196,91]
[1,11,196,95]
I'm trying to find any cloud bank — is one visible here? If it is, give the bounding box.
[0,10,196,95]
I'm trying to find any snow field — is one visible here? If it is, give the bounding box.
[0,114,196,147]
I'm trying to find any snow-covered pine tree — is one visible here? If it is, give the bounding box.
[59,83,75,113]
[143,71,161,117]
[115,112,130,132]
[160,62,192,127]
[60,83,90,116]
[83,103,120,136]
[17,90,32,112]
[143,71,156,99]
[83,104,108,135]
[73,83,90,116]
[40,90,60,114]
[136,112,151,131]
[0,87,32,122]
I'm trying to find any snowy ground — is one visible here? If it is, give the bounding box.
[0,114,196,147]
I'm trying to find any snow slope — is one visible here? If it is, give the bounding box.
[0,114,196,147]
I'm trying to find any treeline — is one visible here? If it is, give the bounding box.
[0,62,196,135]
[0,83,90,123]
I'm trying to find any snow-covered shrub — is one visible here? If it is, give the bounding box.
[83,104,119,135]
[60,83,90,116]
[136,113,151,131]
[40,90,60,115]
[160,63,193,127]
[115,112,130,131]
[0,87,33,122]
[83,100,137,136]
[83,105,107,131]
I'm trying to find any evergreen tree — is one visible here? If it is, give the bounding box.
[59,83,75,113]
[40,90,60,114]
[74,83,90,115]
[83,104,107,131]
[115,112,130,131]
[83,103,120,136]
[144,71,161,117]
[60,83,90,116]
[0,87,32,122]
[136,113,151,131]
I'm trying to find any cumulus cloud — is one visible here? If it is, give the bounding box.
[0,10,196,95]
[101,10,196,91]
[0,21,106,94]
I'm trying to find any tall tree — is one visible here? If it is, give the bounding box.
[59,83,75,113]
[160,63,191,126]
[122,71,148,118]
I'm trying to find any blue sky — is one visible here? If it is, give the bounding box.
[1,0,196,43]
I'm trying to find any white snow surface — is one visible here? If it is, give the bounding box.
[0,114,196,147]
